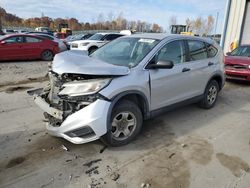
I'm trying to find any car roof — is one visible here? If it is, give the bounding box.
[95,33,123,35]
[124,33,215,43]
[0,33,50,40]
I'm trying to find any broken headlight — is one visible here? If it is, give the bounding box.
[58,78,111,97]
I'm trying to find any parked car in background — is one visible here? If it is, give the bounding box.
[70,33,125,54]
[64,33,93,49]
[0,34,59,61]
[225,45,250,81]
[2,29,15,34]
[31,34,225,146]
[29,33,67,52]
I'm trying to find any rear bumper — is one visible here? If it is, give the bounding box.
[225,69,250,81]
[35,96,111,144]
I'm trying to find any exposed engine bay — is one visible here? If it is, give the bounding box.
[32,71,112,127]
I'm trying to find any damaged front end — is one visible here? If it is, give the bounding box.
[29,51,130,144]
[43,72,110,126]
[29,71,112,144]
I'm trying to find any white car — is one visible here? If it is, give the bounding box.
[31,33,68,52]
[70,33,124,54]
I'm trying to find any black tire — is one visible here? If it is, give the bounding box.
[41,50,54,61]
[101,100,143,147]
[199,80,219,109]
[88,46,98,54]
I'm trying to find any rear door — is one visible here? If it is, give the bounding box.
[149,40,198,110]
[23,36,44,58]
[185,40,215,94]
[0,36,24,60]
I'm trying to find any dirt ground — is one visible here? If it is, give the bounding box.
[0,61,250,188]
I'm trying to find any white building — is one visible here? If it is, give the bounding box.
[221,0,250,53]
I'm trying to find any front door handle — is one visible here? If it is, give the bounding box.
[182,68,191,72]
[208,62,214,66]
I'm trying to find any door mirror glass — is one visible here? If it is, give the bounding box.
[147,60,174,69]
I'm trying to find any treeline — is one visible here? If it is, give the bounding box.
[0,7,163,32]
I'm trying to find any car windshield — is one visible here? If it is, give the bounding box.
[231,46,250,57]
[90,37,159,67]
[88,34,105,41]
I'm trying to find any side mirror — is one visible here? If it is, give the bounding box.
[147,60,174,69]
[0,41,6,45]
[226,52,231,56]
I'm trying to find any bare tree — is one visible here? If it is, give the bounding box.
[169,15,177,26]
[204,15,215,35]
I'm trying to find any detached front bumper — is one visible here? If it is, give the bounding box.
[34,96,111,144]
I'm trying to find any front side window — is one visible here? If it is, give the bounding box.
[25,37,42,43]
[155,40,186,64]
[91,37,159,67]
[4,36,23,43]
[188,40,207,61]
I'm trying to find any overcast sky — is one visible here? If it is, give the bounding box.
[0,0,227,33]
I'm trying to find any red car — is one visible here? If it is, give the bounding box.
[224,45,250,81]
[0,34,59,61]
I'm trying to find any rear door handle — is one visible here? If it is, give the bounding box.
[208,62,214,66]
[182,68,191,72]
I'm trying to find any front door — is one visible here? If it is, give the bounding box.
[0,36,24,60]
[149,40,198,110]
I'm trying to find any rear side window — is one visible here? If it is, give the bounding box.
[25,37,42,43]
[104,34,123,41]
[156,40,186,64]
[206,43,218,58]
[187,40,207,61]
[39,35,53,40]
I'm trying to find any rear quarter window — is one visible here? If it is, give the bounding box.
[25,37,43,43]
[206,43,218,58]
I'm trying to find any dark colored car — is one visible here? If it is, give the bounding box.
[0,34,60,61]
[225,45,250,81]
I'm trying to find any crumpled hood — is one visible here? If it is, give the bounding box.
[52,50,130,75]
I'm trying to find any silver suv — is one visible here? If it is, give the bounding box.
[31,34,225,146]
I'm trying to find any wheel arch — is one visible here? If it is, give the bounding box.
[88,45,98,51]
[106,90,150,131]
[207,74,224,91]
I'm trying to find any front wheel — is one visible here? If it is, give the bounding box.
[41,50,54,61]
[199,80,219,109]
[101,100,143,147]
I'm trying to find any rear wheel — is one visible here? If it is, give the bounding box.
[101,100,143,147]
[41,50,53,61]
[199,80,219,109]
